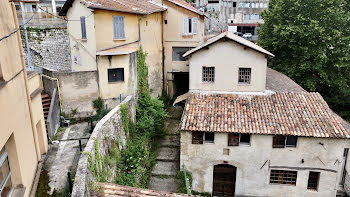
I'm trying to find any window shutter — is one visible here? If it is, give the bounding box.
[113,16,118,39]
[183,18,189,34]
[113,16,125,39]
[119,16,125,39]
[228,133,239,146]
[80,16,86,39]
[192,18,198,34]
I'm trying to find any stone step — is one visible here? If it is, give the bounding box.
[151,161,179,176]
[148,176,179,193]
[163,119,181,135]
[156,147,179,161]
[160,135,180,147]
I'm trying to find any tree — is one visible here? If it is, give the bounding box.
[259,0,350,120]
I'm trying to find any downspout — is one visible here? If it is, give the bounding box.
[97,14,147,52]
[40,74,63,113]
[11,2,40,160]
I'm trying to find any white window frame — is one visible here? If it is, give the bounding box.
[183,17,198,35]
[0,148,13,197]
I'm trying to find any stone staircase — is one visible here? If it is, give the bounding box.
[148,119,181,192]
[41,92,51,128]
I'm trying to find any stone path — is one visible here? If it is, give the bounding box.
[148,118,181,192]
[44,122,90,194]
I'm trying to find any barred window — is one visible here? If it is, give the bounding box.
[203,67,215,82]
[307,171,320,191]
[270,170,297,185]
[192,132,203,144]
[238,68,251,84]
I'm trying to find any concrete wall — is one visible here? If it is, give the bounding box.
[163,1,205,96]
[0,2,48,196]
[21,27,71,71]
[71,96,135,196]
[66,0,96,71]
[180,131,350,197]
[189,39,267,92]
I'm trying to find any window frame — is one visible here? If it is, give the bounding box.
[307,171,320,191]
[228,133,251,146]
[270,170,297,185]
[80,16,87,40]
[183,17,198,35]
[113,16,125,40]
[107,68,124,83]
[272,135,298,148]
[0,148,12,197]
[204,132,215,144]
[238,67,251,84]
[202,66,215,82]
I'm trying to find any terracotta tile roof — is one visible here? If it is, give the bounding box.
[166,0,204,15]
[83,0,167,14]
[266,68,306,93]
[180,92,350,138]
[183,31,274,58]
[97,183,192,196]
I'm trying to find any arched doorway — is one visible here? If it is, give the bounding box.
[212,164,236,196]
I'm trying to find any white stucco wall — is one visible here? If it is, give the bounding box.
[66,0,97,71]
[188,40,267,92]
[180,131,350,197]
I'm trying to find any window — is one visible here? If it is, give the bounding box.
[15,4,21,10]
[113,16,125,40]
[232,2,236,7]
[205,132,215,143]
[172,47,192,61]
[238,68,251,84]
[243,14,250,21]
[32,5,37,12]
[202,67,215,82]
[25,4,32,12]
[239,2,244,8]
[183,17,198,35]
[164,20,167,24]
[56,6,62,13]
[228,133,251,146]
[208,0,219,3]
[272,135,298,148]
[80,16,87,39]
[192,132,204,144]
[307,171,320,191]
[270,170,297,185]
[244,3,250,8]
[108,68,124,82]
[0,148,12,197]
[260,2,264,8]
[251,2,256,8]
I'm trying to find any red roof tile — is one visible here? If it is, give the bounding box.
[180,92,350,138]
[166,0,204,15]
[82,0,166,14]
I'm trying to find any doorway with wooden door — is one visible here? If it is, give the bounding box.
[212,164,236,196]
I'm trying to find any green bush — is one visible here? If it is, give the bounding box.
[176,170,193,194]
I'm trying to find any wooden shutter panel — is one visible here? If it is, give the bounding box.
[119,16,125,39]
[192,132,203,144]
[183,18,189,34]
[192,17,198,34]
[228,133,239,146]
[113,16,125,39]
[113,16,118,39]
[80,16,86,39]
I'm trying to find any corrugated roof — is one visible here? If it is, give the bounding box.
[97,183,193,196]
[59,0,166,16]
[166,0,204,15]
[180,92,350,138]
[183,31,274,58]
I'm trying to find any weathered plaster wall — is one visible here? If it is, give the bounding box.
[21,27,71,71]
[163,1,204,96]
[71,96,135,197]
[180,131,350,197]
[66,0,96,71]
[98,52,138,101]
[189,40,267,92]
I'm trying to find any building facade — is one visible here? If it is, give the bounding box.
[180,32,350,196]
[0,1,48,196]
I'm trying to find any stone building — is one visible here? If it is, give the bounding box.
[0,1,48,196]
[179,32,350,196]
[191,0,269,41]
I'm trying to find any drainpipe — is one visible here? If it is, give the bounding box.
[40,74,63,113]
[51,0,57,15]
[20,2,34,71]
[12,3,40,160]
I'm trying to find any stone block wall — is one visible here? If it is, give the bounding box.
[71,96,135,197]
[21,26,71,71]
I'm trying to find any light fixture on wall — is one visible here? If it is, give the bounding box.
[301,159,304,163]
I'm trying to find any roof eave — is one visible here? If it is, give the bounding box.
[167,0,204,16]
[87,6,165,15]
[59,0,74,16]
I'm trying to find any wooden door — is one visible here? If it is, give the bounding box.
[213,164,236,196]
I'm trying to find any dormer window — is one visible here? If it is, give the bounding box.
[238,68,251,84]
[203,67,215,82]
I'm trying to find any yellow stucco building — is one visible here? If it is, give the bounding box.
[0,1,48,196]
[59,0,204,102]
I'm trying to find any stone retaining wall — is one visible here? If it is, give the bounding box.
[71,96,135,196]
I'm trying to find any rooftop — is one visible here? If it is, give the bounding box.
[60,0,166,16]
[180,92,350,138]
[98,183,191,196]
[166,0,204,15]
[183,31,274,58]
[266,68,306,93]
